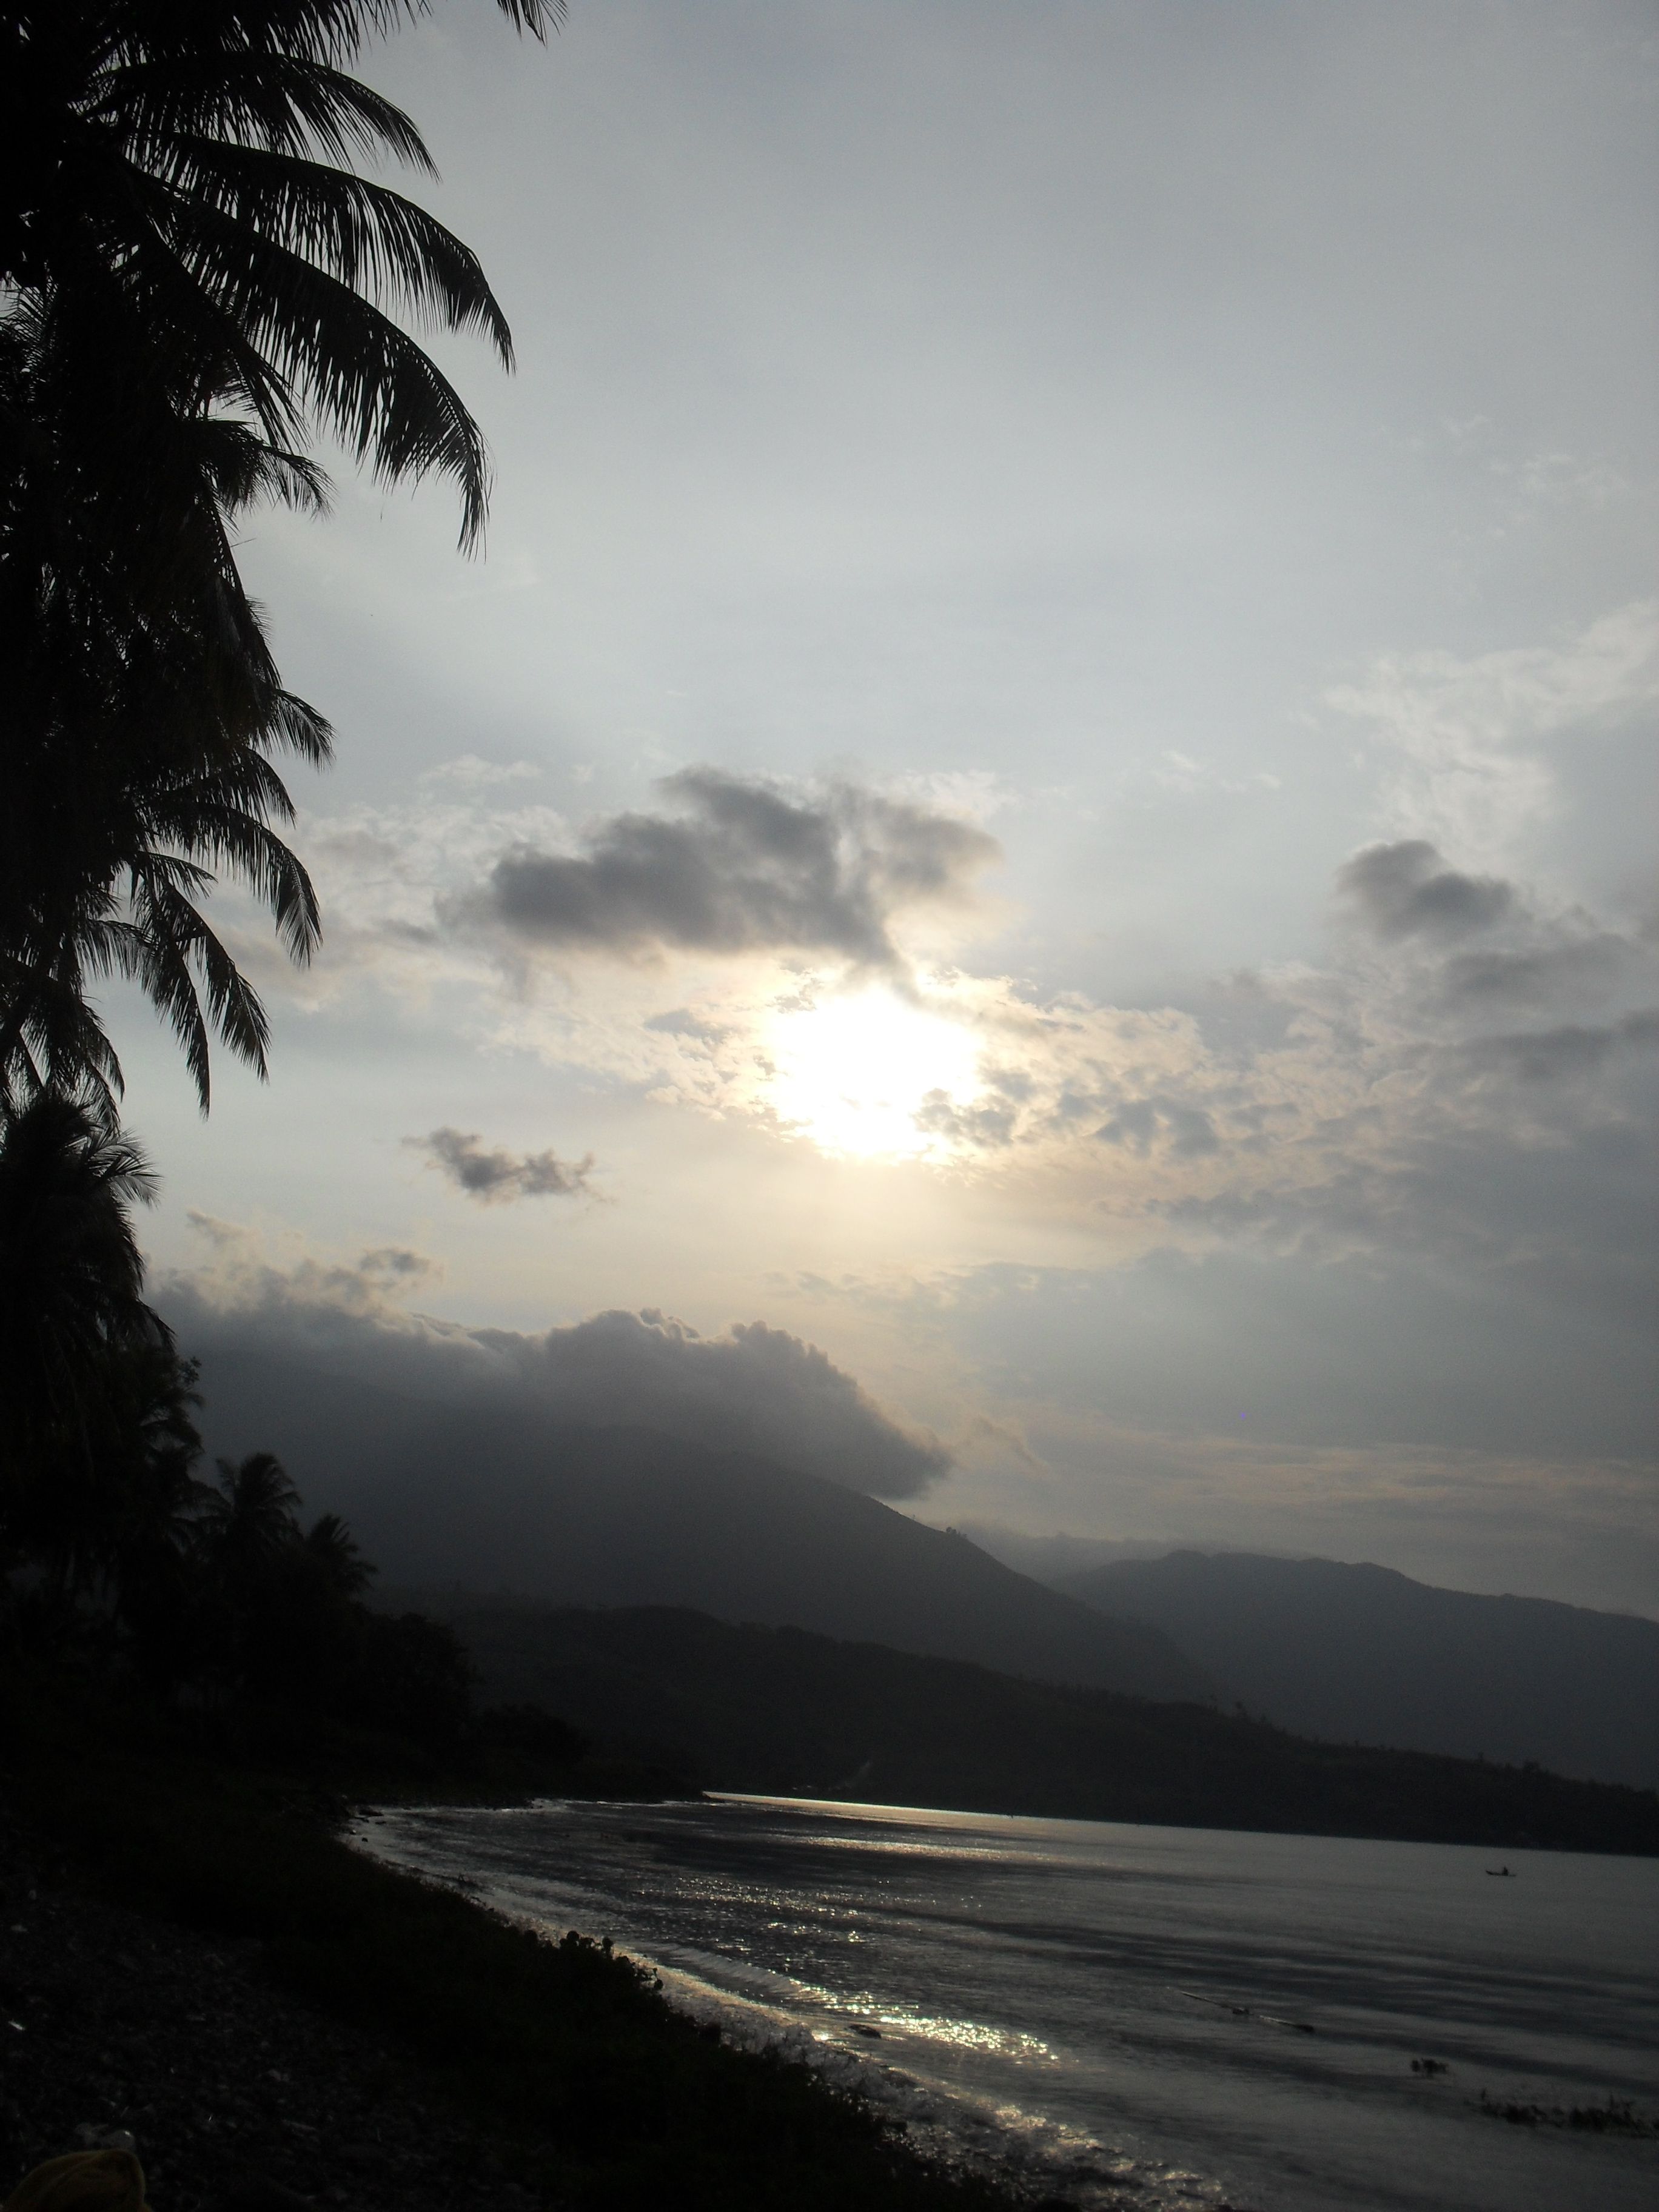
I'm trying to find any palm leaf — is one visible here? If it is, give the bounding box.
[178,206,497,542]
[113,52,441,176]
[2,0,562,1111]
[159,144,513,364]
[123,866,274,1107]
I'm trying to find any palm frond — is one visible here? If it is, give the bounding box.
[0,965,127,1128]
[122,870,274,1108]
[115,52,440,176]
[96,185,495,541]
[152,781,324,964]
[2,0,560,1112]
[265,688,335,765]
[160,144,514,364]
[193,416,335,517]
[64,220,307,446]
[192,216,495,543]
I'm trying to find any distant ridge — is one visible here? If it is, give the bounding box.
[430,1600,1659,1855]
[195,1346,1207,1702]
[1062,1550,1659,1791]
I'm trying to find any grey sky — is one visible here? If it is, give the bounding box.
[110,1,1655,1613]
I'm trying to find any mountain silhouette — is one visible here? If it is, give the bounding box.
[1063,1550,1659,1789]
[426,1600,1659,1854]
[194,1347,1205,1700]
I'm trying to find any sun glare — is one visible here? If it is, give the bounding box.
[763,988,984,1160]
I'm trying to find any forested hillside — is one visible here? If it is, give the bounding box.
[418,1599,1659,1855]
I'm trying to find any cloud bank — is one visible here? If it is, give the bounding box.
[221,615,1653,1577]
[161,1228,950,1503]
[273,751,1655,1373]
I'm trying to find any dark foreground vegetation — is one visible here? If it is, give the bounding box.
[2,1672,1019,2212]
[440,1600,1659,1857]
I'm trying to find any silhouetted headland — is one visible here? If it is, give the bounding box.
[411,1598,1659,1856]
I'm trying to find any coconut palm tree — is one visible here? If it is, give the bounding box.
[201,1449,305,1582]
[2,0,557,549]
[1,1,557,1110]
[1,586,332,1117]
[78,1338,209,1679]
[0,741,328,1121]
[0,1091,174,1562]
[0,1093,163,1430]
[1,284,334,1113]
[303,1510,375,1599]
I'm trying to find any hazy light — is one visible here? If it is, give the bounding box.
[764,987,983,1161]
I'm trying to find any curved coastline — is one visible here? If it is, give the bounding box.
[359,1791,1659,2212]
[2,1724,1024,2212]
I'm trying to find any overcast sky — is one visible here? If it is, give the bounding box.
[121,0,1655,1612]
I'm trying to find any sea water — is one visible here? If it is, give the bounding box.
[357,1794,1658,2212]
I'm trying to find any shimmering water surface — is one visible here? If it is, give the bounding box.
[359,1795,1658,2212]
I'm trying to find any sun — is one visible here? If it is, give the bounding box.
[763,986,984,1161]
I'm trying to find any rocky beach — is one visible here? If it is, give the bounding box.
[0,1814,549,2212]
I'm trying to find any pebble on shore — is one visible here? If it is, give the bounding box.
[0,1820,550,2212]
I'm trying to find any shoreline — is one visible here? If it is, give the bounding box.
[350,1805,1243,2212]
[2,1722,1025,2212]
[11,1671,1651,2212]
[0,1811,531,2211]
[357,1789,1659,2212]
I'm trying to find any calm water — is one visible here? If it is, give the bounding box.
[359,1795,1659,2211]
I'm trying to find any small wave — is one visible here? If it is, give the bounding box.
[356,1819,1245,2210]
[648,1960,1242,2211]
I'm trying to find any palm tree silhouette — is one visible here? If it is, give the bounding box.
[2,1,558,549]
[0,562,331,1116]
[2,2,557,1108]
[0,1097,191,1601]
[304,1510,375,1600]
[1,288,336,1113]
[0,1094,172,1538]
[85,1341,209,1678]
[201,1449,304,1582]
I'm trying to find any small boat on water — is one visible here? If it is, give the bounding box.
[1486,1865,1515,1877]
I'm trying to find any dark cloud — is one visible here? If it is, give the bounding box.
[1439,934,1635,1009]
[1338,840,1515,941]
[914,1090,1019,1148]
[358,1246,436,1280]
[408,1127,595,1205]
[1096,1097,1222,1158]
[1457,1008,1659,1084]
[159,1265,949,1503]
[488,1309,951,1498]
[461,769,999,965]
